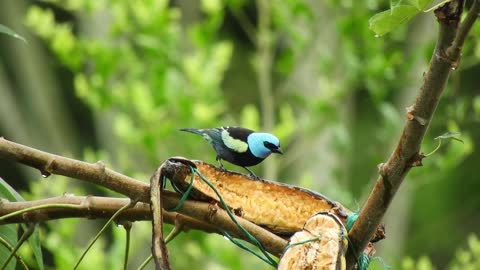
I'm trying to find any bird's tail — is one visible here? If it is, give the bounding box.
[179,128,205,135]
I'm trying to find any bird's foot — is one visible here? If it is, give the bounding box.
[217,164,227,171]
[216,157,227,171]
[243,167,260,179]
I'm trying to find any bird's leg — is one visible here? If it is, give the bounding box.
[216,156,226,170]
[242,167,259,179]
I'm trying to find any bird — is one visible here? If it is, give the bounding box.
[179,126,283,178]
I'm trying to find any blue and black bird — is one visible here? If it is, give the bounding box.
[180,126,283,178]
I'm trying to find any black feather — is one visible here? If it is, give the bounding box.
[180,126,281,178]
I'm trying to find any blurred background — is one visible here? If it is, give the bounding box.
[0,0,479,269]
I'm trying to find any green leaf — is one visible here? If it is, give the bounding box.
[0,178,19,270]
[0,178,24,202]
[0,178,44,270]
[407,0,434,10]
[423,0,454,13]
[0,226,17,270]
[418,0,434,10]
[434,132,464,143]
[29,226,44,270]
[369,5,420,36]
[0,24,27,43]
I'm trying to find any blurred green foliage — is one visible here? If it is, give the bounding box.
[450,234,480,270]
[0,0,478,269]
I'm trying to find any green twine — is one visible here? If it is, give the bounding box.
[167,168,196,211]
[358,252,370,270]
[165,166,277,268]
[282,236,322,253]
[161,175,167,189]
[222,232,277,265]
[192,167,277,267]
[346,212,359,231]
[371,257,391,269]
[346,212,390,270]
[346,212,370,270]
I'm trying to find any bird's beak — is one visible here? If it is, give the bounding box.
[273,147,283,155]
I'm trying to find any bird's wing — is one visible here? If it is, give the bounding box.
[196,127,221,144]
[220,127,253,153]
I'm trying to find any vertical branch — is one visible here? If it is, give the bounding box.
[345,0,479,268]
[150,168,170,270]
[256,0,277,179]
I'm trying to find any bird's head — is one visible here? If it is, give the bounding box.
[247,133,283,159]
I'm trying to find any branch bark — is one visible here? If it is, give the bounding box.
[0,195,221,231]
[150,167,170,270]
[0,137,150,201]
[0,138,288,256]
[345,1,479,268]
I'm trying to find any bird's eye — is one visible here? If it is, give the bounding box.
[264,141,277,150]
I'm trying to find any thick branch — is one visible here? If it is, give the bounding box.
[345,1,478,268]
[0,137,150,201]
[0,138,287,256]
[0,195,216,233]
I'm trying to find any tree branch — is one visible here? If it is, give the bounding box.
[345,1,478,268]
[447,0,480,60]
[150,166,171,270]
[0,137,150,201]
[0,138,288,256]
[0,195,220,232]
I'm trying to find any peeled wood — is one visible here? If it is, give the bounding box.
[278,212,348,270]
[164,158,385,242]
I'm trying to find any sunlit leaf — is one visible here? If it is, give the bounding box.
[0,24,26,43]
[369,5,420,36]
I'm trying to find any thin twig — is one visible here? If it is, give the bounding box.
[0,235,29,270]
[165,215,185,244]
[137,255,153,270]
[229,6,257,46]
[1,223,35,270]
[122,221,132,270]
[0,203,82,221]
[73,200,136,270]
[447,0,480,58]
